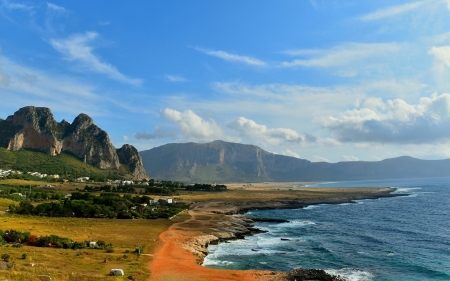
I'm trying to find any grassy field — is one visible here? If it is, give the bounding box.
[0,212,189,281]
[0,148,129,181]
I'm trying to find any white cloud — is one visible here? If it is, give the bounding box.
[228,117,315,146]
[196,47,266,66]
[318,93,450,144]
[161,108,224,142]
[50,32,142,85]
[429,45,450,68]
[133,127,177,140]
[282,149,300,158]
[342,155,359,161]
[0,0,34,11]
[46,2,66,13]
[281,43,400,68]
[312,155,330,162]
[358,0,428,21]
[0,54,108,116]
[164,74,188,83]
[123,135,129,141]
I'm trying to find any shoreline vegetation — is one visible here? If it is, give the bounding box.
[150,183,401,281]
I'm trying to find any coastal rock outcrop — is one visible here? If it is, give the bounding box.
[284,268,347,281]
[0,106,149,180]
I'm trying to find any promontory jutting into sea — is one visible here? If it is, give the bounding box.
[204,178,450,281]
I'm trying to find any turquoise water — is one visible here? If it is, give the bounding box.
[203,177,450,281]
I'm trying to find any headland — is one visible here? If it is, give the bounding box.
[149,182,399,281]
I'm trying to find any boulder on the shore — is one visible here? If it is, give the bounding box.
[285,268,347,281]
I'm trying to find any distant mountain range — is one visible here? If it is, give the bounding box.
[140,140,450,183]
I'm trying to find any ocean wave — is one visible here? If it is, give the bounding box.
[276,220,316,228]
[302,181,338,188]
[326,268,374,281]
[393,187,422,193]
[202,259,235,267]
[303,204,326,210]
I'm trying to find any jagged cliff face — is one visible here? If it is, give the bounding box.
[0,106,148,180]
[117,144,148,179]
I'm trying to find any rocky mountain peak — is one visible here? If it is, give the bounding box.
[71,113,94,130]
[0,106,149,180]
[117,144,148,179]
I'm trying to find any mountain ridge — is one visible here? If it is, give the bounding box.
[0,106,148,180]
[140,140,450,182]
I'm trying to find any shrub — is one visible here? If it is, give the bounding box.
[105,245,114,253]
[1,254,9,262]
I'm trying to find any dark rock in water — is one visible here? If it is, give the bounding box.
[280,238,290,241]
[251,218,290,223]
[285,268,347,281]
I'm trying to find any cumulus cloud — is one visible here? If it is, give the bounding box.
[429,45,450,67]
[318,93,450,144]
[50,32,142,85]
[281,43,400,68]
[134,127,177,140]
[123,135,129,141]
[196,47,266,66]
[161,108,224,142]
[228,117,315,146]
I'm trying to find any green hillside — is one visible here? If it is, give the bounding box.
[0,148,128,181]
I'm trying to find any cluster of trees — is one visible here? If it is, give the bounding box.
[0,185,64,201]
[0,229,111,250]
[9,192,189,219]
[185,183,227,191]
[84,184,136,194]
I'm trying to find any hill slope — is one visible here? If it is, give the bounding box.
[140,140,450,182]
[0,106,148,180]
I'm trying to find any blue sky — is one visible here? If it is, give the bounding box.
[2,0,450,162]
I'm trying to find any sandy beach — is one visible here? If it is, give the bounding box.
[149,183,399,281]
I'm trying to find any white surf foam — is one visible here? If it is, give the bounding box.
[303,181,338,188]
[202,259,234,267]
[393,187,421,193]
[303,204,325,210]
[276,220,316,228]
[326,268,374,281]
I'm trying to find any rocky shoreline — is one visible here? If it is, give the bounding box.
[150,186,404,281]
[180,187,402,280]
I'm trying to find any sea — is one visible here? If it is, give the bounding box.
[203,177,450,281]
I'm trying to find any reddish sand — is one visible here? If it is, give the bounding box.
[149,210,275,281]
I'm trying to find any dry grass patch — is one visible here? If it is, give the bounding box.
[0,212,189,281]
